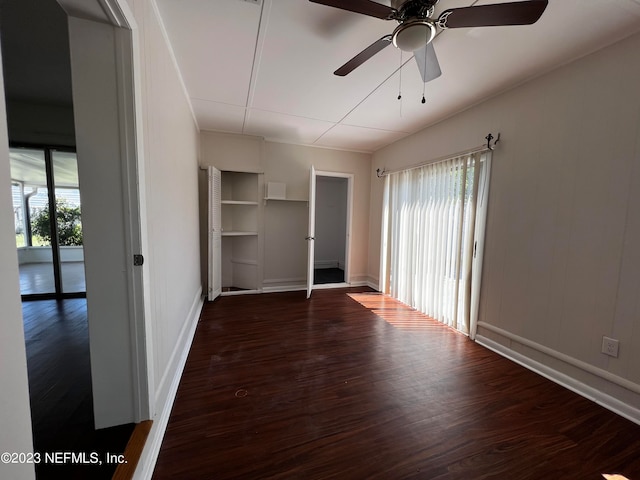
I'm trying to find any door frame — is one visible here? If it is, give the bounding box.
[307,169,354,295]
[208,166,222,301]
[57,0,150,426]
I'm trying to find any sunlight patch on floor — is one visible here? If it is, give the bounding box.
[347,292,445,332]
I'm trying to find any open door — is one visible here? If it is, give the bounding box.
[208,166,221,301]
[306,166,316,298]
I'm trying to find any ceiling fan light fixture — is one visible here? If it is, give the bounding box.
[392,20,435,52]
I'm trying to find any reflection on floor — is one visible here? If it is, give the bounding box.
[23,299,133,479]
[19,261,86,295]
[314,267,344,284]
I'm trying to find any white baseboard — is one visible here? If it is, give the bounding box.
[262,277,306,293]
[347,277,379,291]
[133,288,204,480]
[262,284,306,293]
[475,332,640,426]
[263,277,306,285]
[312,282,350,290]
[346,280,373,289]
[220,289,262,296]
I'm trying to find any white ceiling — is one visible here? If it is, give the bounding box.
[164,0,640,152]
[156,0,640,153]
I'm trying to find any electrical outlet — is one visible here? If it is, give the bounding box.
[601,336,619,358]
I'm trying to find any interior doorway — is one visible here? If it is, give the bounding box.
[314,175,348,284]
[1,0,148,439]
[306,169,353,298]
[0,0,138,474]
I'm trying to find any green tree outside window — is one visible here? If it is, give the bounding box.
[31,198,83,246]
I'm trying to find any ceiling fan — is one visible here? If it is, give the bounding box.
[310,0,548,83]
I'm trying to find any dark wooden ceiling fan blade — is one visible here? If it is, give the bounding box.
[309,0,396,20]
[334,35,393,76]
[438,0,548,29]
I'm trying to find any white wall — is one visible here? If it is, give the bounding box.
[0,49,35,480]
[200,132,373,288]
[264,142,371,286]
[369,31,640,421]
[124,0,203,426]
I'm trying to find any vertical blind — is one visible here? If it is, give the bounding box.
[381,151,491,335]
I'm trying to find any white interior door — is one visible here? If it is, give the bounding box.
[208,166,222,301]
[306,166,316,299]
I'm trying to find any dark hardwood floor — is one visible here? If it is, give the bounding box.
[153,287,640,480]
[22,299,134,479]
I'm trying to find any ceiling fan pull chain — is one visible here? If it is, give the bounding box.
[397,50,403,100]
[421,28,428,105]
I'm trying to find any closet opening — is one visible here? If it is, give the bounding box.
[306,168,353,298]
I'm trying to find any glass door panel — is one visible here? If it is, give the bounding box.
[52,151,85,294]
[9,148,55,295]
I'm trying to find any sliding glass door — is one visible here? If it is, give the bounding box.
[11,148,55,295]
[380,151,491,336]
[10,146,85,298]
[52,150,85,294]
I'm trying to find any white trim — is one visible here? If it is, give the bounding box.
[114,25,150,422]
[220,289,262,296]
[262,285,307,293]
[133,288,204,480]
[365,280,379,291]
[153,288,203,408]
[475,329,640,426]
[477,322,640,395]
[348,279,377,289]
[312,282,350,290]
[313,171,354,289]
[99,0,132,28]
[263,277,306,285]
[366,275,380,291]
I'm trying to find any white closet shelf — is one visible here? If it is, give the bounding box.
[221,231,258,236]
[221,200,259,205]
[264,197,308,202]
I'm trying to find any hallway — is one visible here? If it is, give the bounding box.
[23,299,133,479]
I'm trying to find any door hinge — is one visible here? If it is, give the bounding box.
[133,254,144,266]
